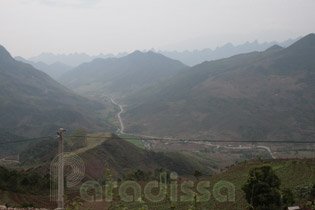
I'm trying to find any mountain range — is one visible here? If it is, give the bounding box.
[122,34,315,141]
[159,37,300,66]
[58,51,187,97]
[27,52,128,67]
[0,45,115,137]
[1,34,314,142]
[21,37,300,69]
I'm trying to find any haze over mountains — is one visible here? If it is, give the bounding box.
[16,37,300,71]
[0,45,115,137]
[121,34,315,141]
[1,33,315,209]
[160,37,300,66]
[12,38,300,86]
[1,0,315,207]
[27,52,128,67]
[58,51,187,97]
[1,34,314,142]
[14,56,72,79]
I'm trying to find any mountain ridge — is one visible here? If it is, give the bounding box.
[122,34,315,141]
[22,37,301,67]
[265,44,284,52]
[23,133,214,179]
[287,33,315,50]
[0,45,13,61]
[58,50,188,97]
[14,56,72,79]
[0,44,115,137]
[159,37,301,66]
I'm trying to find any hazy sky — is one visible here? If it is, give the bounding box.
[1,0,315,58]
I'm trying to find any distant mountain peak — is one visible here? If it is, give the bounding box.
[223,43,234,48]
[0,45,13,61]
[15,56,27,62]
[265,44,284,52]
[304,33,315,39]
[127,50,163,59]
[130,50,143,55]
[287,33,315,49]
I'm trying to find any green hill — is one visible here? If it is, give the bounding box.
[80,134,214,178]
[0,45,115,137]
[23,133,214,179]
[122,159,315,210]
[123,34,315,141]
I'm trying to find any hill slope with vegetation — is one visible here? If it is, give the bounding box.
[0,45,115,137]
[2,158,315,209]
[123,34,315,141]
[124,159,315,210]
[80,134,214,179]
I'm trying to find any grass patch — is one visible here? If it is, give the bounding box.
[119,134,145,149]
[72,132,113,155]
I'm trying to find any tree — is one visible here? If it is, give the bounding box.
[310,184,315,201]
[242,164,282,210]
[282,188,295,209]
[193,170,202,180]
[123,169,152,181]
[65,196,83,210]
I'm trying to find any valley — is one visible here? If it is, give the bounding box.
[1,32,315,210]
[110,96,276,159]
[1,0,315,208]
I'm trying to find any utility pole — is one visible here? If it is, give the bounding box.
[56,128,66,210]
[251,141,257,159]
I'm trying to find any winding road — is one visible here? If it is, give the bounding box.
[110,97,275,158]
[110,97,125,134]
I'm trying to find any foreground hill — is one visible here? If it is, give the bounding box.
[24,133,214,179]
[58,51,187,97]
[123,34,315,141]
[0,45,115,137]
[80,135,214,178]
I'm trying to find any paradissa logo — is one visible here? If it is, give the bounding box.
[50,153,235,204]
[80,172,235,203]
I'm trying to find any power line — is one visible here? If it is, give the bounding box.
[65,135,315,144]
[0,134,314,145]
[0,136,55,145]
